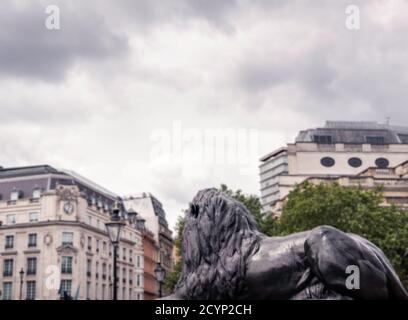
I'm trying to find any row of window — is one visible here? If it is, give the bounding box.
[86,235,142,266]
[2,279,142,300]
[2,281,36,300]
[4,211,39,225]
[1,188,42,202]
[320,157,390,169]
[86,260,143,284]
[314,135,388,145]
[4,234,37,249]
[85,281,143,300]
[3,258,37,277]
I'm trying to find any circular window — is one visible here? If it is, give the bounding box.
[321,157,335,167]
[348,157,362,168]
[375,158,389,169]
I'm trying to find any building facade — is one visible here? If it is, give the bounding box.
[0,165,144,300]
[142,230,159,300]
[123,193,173,290]
[260,121,408,215]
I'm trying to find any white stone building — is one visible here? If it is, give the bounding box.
[123,194,173,280]
[0,165,144,300]
[260,121,408,215]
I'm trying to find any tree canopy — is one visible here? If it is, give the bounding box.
[274,181,408,288]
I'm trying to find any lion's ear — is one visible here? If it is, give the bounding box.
[189,203,199,218]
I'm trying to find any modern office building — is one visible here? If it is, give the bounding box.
[123,193,173,289]
[260,121,408,215]
[0,165,144,300]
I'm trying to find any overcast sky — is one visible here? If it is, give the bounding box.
[1,0,408,230]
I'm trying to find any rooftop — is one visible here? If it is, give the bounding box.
[0,165,117,201]
[296,121,408,144]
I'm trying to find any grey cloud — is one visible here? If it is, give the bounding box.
[0,1,129,81]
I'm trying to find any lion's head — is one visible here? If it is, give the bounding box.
[174,188,263,300]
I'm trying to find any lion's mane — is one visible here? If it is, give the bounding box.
[174,188,263,299]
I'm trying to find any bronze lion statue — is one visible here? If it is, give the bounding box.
[165,188,408,300]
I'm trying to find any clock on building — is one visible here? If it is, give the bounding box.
[63,202,75,215]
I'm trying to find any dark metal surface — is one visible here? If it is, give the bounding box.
[164,188,408,300]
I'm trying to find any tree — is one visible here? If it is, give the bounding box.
[165,216,185,293]
[274,181,408,288]
[218,184,277,235]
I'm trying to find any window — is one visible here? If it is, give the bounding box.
[60,280,72,297]
[398,134,408,143]
[96,239,100,252]
[6,214,16,225]
[86,282,91,300]
[123,248,126,261]
[28,234,37,248]
[32,188,42,199]
[136,255,140,268]
[366,136,385,145]
[29,212,39,222]
[62,232,73,245]
[314,135,333,144]
[5,235,14,249]
[102,284,106,300]
[136,274,140,287]
[87,259,92,276]
[26,281,36,300]
[3,259,13,277]
[348,157,362,168]
[122,287,126,300]
[102,263,107,278]
[87,236,92,251]
[95,283,99,300]
[103,241,107,252]
[320,157,335,167]
[129,250,133,262]
[129,288,132,300]
[27,258,37,275]
[61,256,73,274]
[96,261,99,279]
[375,157,390,169]
[10,189,21,201]
[2,282,12,300]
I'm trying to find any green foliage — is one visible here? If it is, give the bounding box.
[165,216,185,293]
[219,184,277,235]
[274,181,408,288]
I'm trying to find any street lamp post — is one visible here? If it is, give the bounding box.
[154,262,166,298]
[19,268,25,300]
[105,201,126,301]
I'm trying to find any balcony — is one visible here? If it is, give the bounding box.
[26,269,36,276]
[61,268,72,275]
